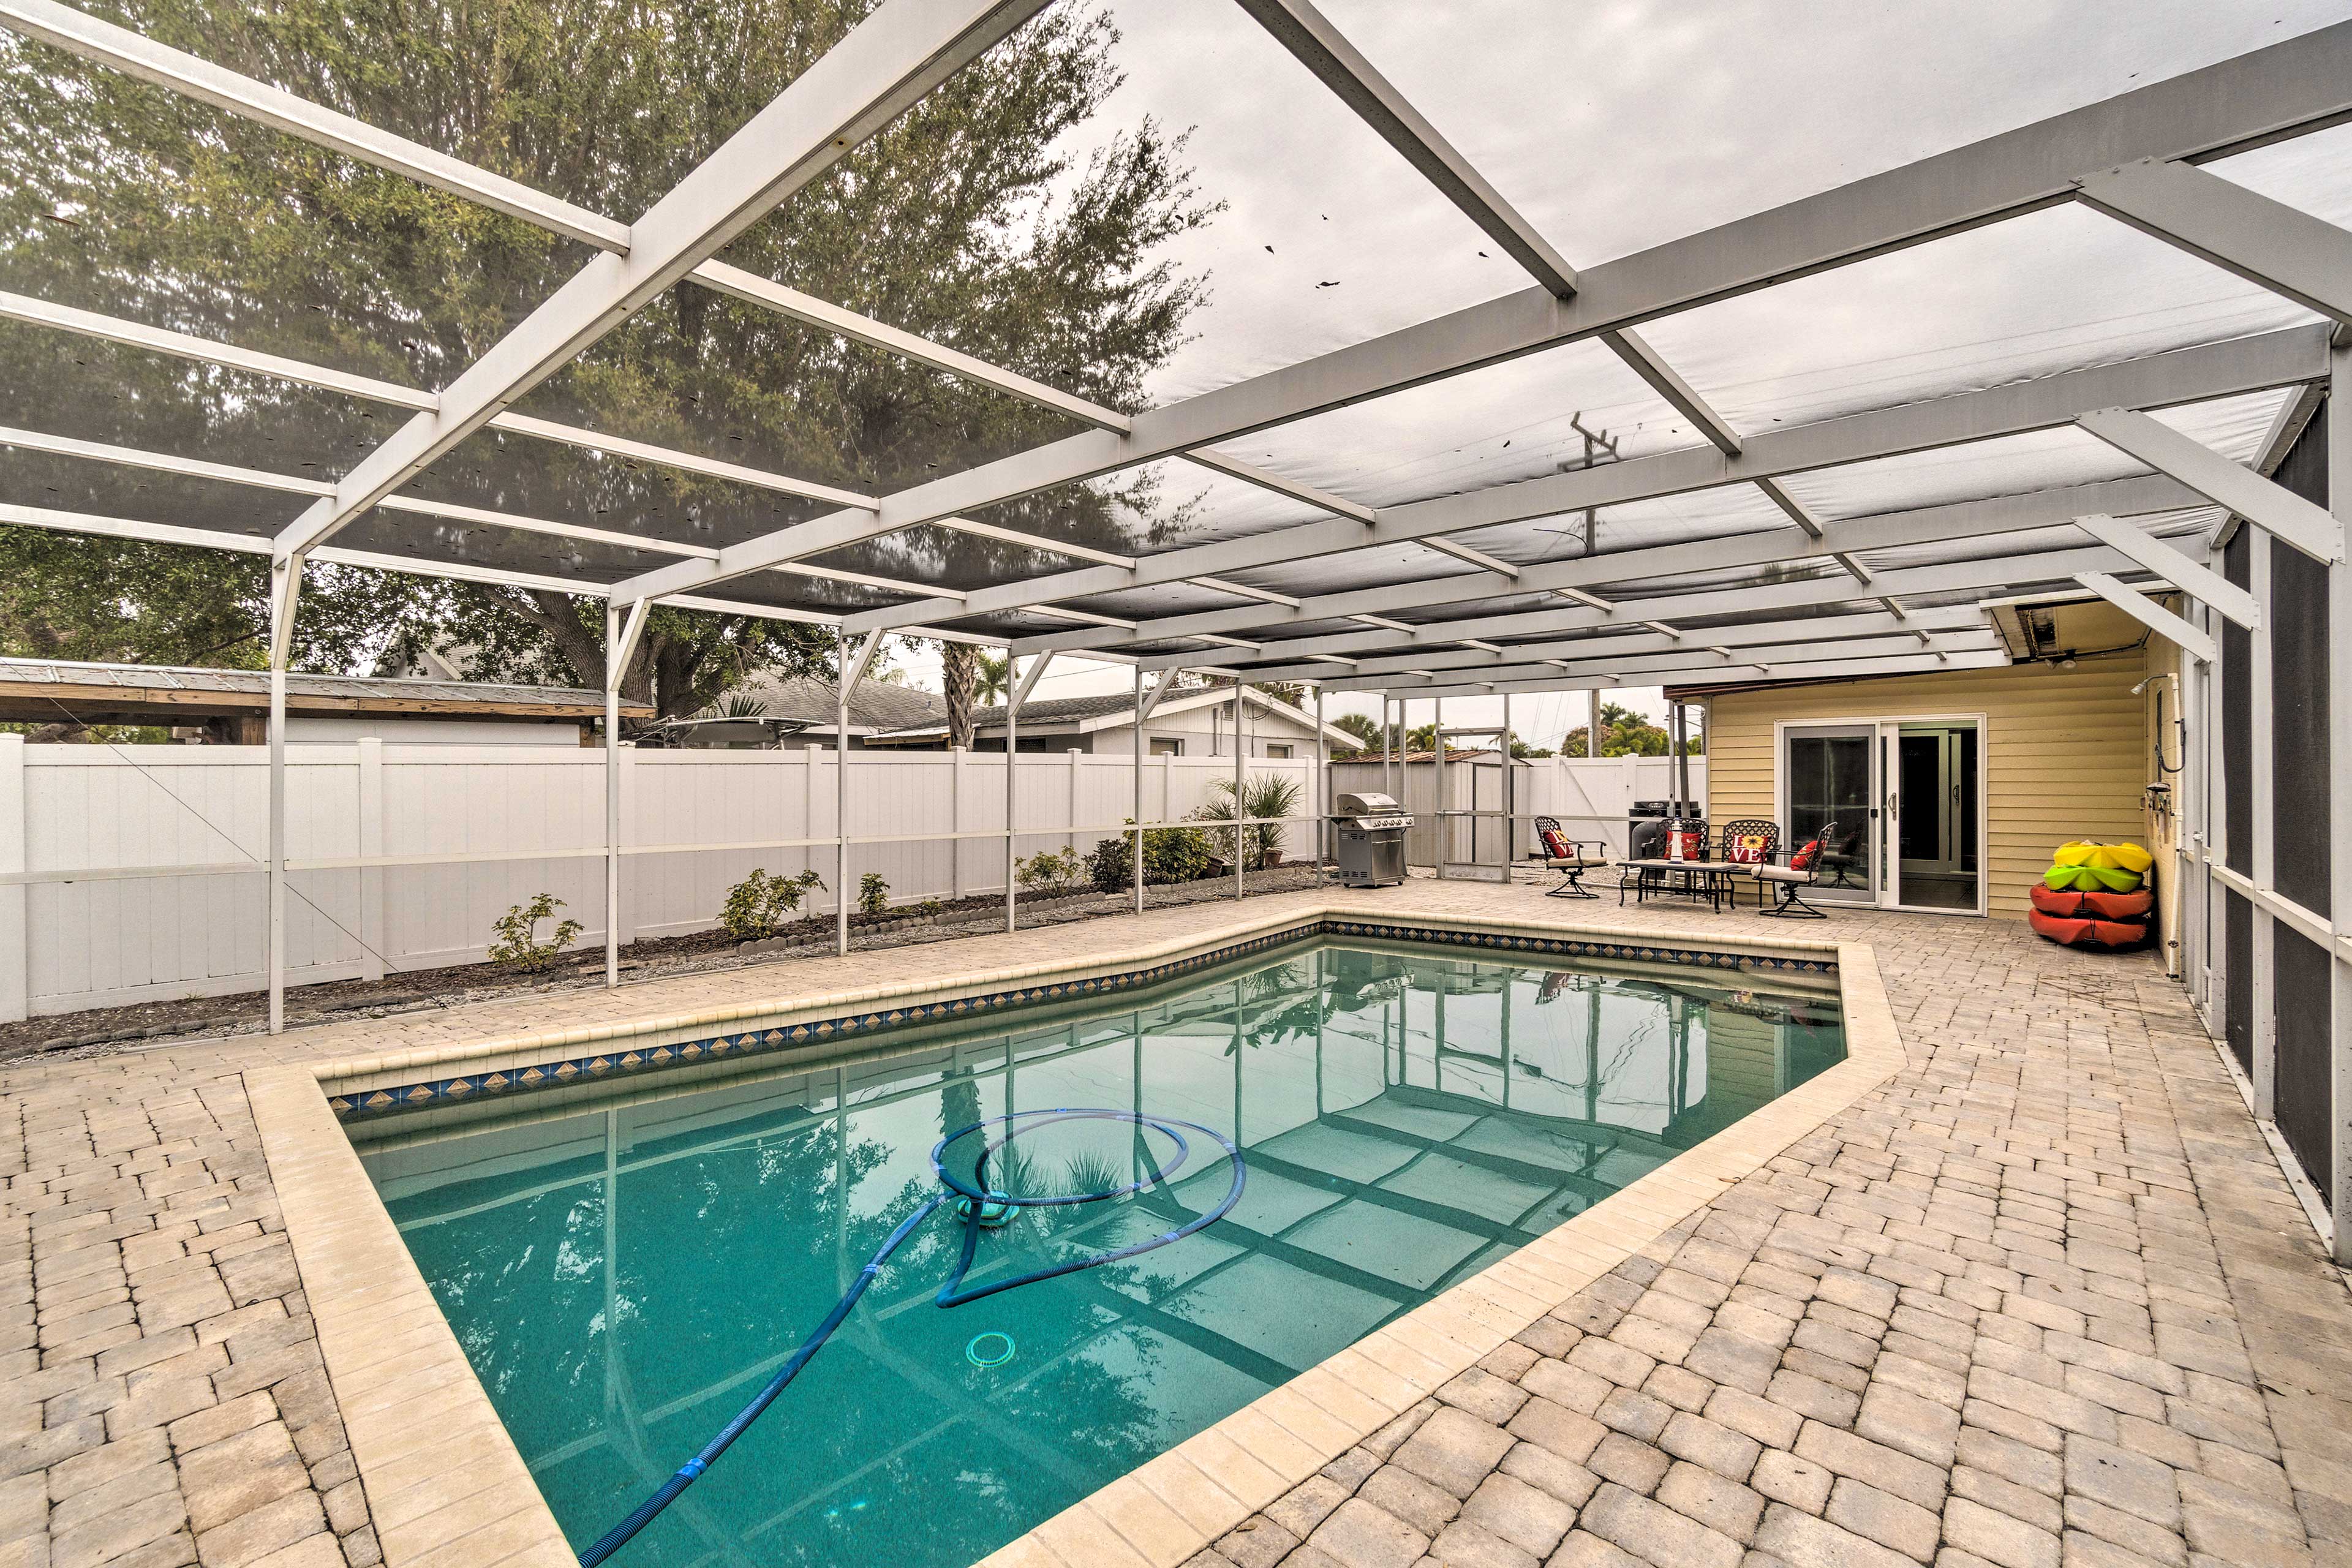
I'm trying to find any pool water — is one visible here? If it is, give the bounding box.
[357,938,1843,1568]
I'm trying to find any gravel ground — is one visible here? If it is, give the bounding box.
[0,864,1329,1068]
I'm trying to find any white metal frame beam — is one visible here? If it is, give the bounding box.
[2073,513,2260,627]
[1018,470,2209,661]
[1218,605,1995,685]
[876,323,2324,639]
[2077,405,2344,562]
[1341,629,2005,695]
[271,0,1054,561]
[0,0,1412,562]
[1344,647,2013,700]
[2072,571,2218,662]
[599,24,2352,611]
[1153,541,2171,676]
[2075,157,2352,328]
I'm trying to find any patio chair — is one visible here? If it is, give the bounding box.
[1817,819,1867,888]
[1754,822,1833,919]
[1716,819,1779,910]
[1529,815,1608,899]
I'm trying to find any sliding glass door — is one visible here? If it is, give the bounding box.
[1891,723,1980,911]
[1782,724,1880,905]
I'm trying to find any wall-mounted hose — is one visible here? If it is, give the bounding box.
[576,1109,1245,1568]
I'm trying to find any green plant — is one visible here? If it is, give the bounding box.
[1087,821,1216,891]
[1194,774,1305,870]
[858,872,891,917]
[488,893,582,972]
[719,867,826,942]
[1017,847,1084,894]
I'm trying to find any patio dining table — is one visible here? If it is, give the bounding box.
[1615,858,1750,913]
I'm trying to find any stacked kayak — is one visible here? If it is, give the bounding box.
[2030,843,2154,949]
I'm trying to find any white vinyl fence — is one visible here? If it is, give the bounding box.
[0,736,1318,1020]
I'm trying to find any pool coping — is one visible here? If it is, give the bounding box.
[244,902,1903,1568]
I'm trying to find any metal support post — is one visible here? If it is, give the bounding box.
[2330,347,2352,1251]
[2252,528,2277,1121]
[836,628,881,957]
[1673,701,1693,814]
[1589,690,1600,758]
[1233,679,1245,901]
[1503,690,1515,873]
[1005,648,1052,932]
[1433,695,1446,876]
[1006,653,1019,932]
[1315,684,1328,883]
[1133,663,1145,914]
[604,601,621,988]
[265,553,301,1035]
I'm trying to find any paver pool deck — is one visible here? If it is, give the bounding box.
[4,875,2348,1568]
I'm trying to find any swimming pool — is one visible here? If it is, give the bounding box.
[355,935,1843,1568]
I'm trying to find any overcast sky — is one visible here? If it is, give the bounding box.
[885,0,2352,736]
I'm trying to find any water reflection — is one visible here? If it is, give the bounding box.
[363,942,1841,1568]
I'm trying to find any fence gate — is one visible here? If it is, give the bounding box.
[1435,724,1512,883]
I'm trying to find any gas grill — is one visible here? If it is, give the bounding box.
[1334,791,1412,887]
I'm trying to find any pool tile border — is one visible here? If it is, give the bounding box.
[246,903,1897,1568]
[326,915,1833,1122]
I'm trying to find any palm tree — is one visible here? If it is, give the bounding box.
[941,645,1014,750]
[975,651,1013,706]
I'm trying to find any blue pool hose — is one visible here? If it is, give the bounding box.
[576,1108,1245,1567]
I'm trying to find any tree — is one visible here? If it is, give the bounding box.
[1330,712,1383,753]
[1,1,1217,722]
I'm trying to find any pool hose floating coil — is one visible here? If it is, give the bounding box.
[576,1108,1245,1568]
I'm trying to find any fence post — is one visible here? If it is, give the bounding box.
[356,738,385,984]
[950,746,965,901]
[1068,748,1082,858]
[616,743,637,949]
[0,734,24,1023]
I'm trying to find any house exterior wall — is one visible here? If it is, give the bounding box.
[1695,601,2156,922]
[1084,701,1327,758]
[284,716,589,745]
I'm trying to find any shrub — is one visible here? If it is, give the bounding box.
[1017,847,1084,895]
[1194,774,1306,870]
[720,867,825,942]
[858,872,890,917]
[489,893,582,972]
[1087,821,1216,891]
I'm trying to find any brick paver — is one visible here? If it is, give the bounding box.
[4,876,2348,1568]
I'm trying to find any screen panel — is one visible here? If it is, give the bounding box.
[2274,924,2333,1205]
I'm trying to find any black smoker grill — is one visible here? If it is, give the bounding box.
[1335,791,1412,888]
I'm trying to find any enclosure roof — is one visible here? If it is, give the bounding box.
[2,0,2347,698]
[869,683,1351,741]
[731,674,946,732]
[0,657,644,722]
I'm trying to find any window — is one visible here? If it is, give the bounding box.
[1148,736,1183,756]
[1265,743,1293,759]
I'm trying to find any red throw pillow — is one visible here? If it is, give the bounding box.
[1666,826,1703,861]
[1727,832,1771,865]
[1790,839,1820,870]
[1539,827,1574,859]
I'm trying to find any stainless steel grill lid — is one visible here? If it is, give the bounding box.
[1336,792,1405,816]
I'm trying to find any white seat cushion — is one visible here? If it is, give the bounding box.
[1751,864,1813,882]
[1542,856,1607,869]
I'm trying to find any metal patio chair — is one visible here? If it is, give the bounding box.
[1754,820,1834,918]
[1529,815,1608,898]
[1716,819,1780,910]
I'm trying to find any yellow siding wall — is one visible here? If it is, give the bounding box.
[1698,603,2153,921]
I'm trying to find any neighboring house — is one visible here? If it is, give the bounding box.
[0,658,646,744]
[866,686,1355,756]
[1668,597,2179,943]
[638,675,948,750]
